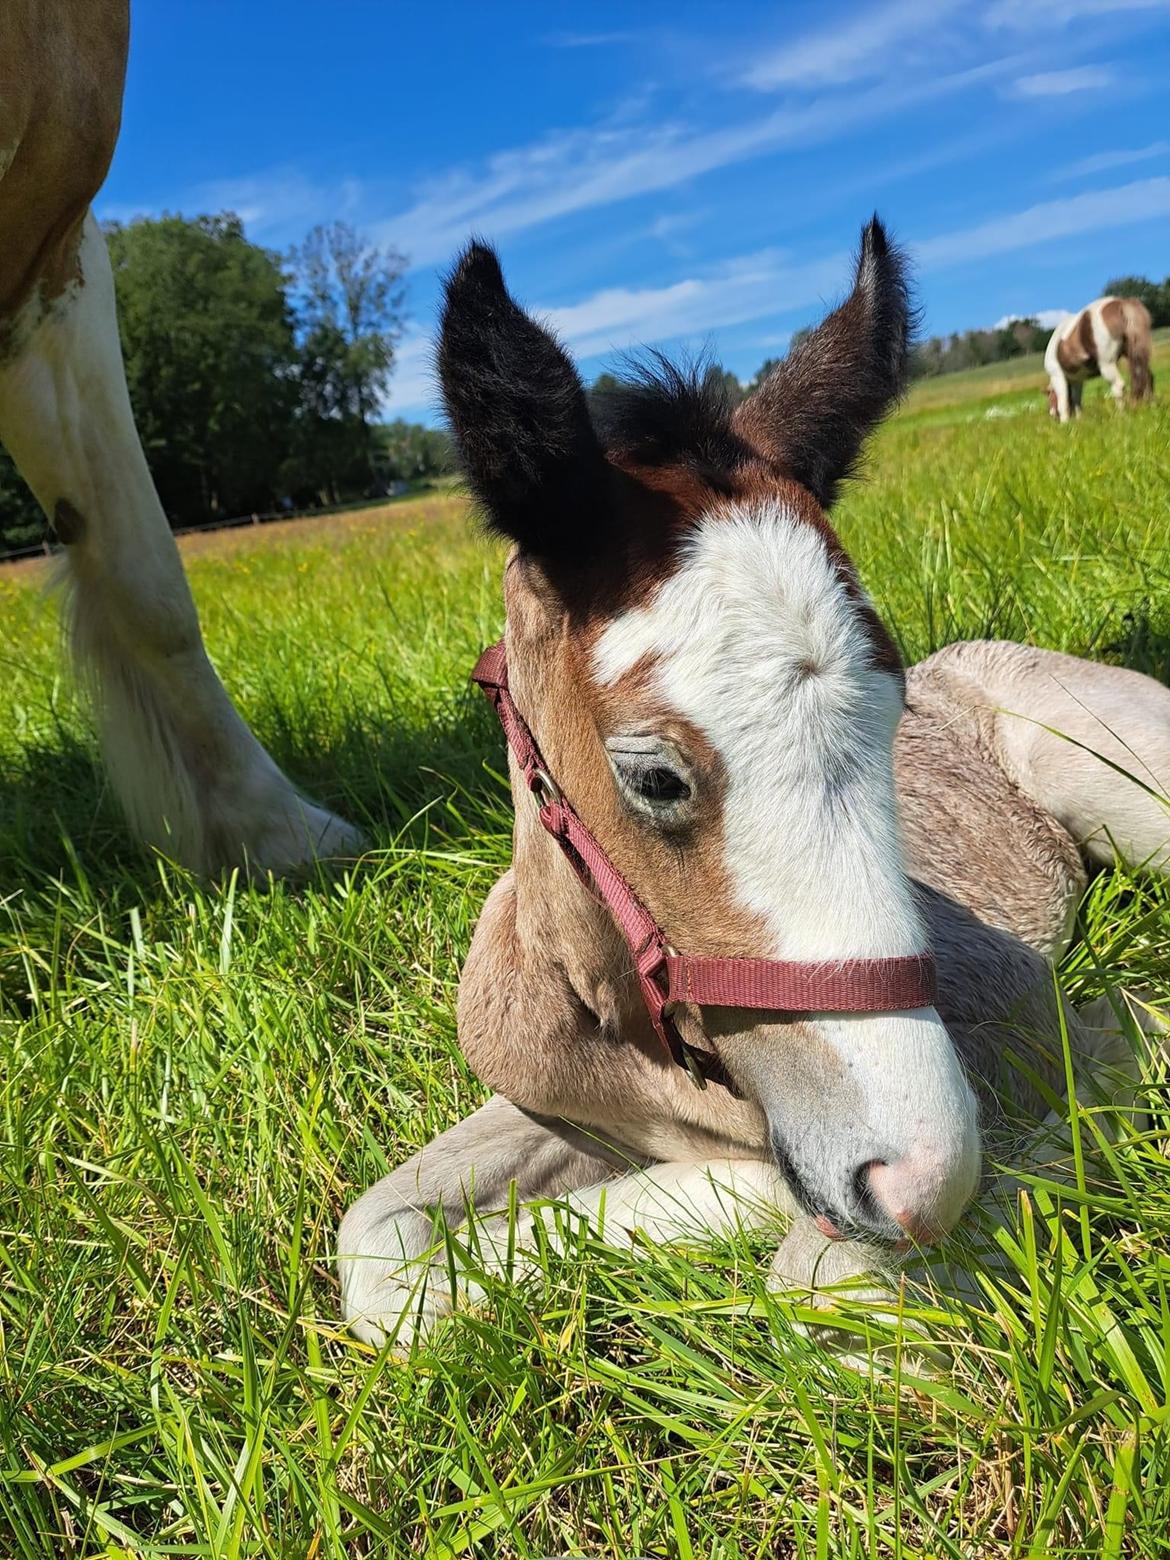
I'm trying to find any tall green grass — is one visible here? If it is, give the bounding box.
[1,363,1168,1556]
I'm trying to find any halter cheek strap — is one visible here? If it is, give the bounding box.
[472,641,937,1092]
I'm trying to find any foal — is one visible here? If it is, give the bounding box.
[340,220,1170,1345]
[1045,295,1155,421]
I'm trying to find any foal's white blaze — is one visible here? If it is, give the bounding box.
[593,502,979,1234]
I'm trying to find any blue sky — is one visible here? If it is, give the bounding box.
[101,0,1170,423]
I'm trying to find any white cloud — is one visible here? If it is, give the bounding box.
[984,0,1167,27]
[385,175,1170,414]
[646,210,707,242]
[189,170,333,233]
[1051,139,1170,180]
[545,248,847,360]
[994,309,1070,329]
[374,56,1021,268]
[542,30,637,48]
[383,331,437,414]
[100,32,1026,271]
[1009,66,1116,96]
[742,0,962,90]
[97,167,364,244]
[915,176,1170,268]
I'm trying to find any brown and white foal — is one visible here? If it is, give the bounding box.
[340,220,1170,1346]
[1045,295,1154,421]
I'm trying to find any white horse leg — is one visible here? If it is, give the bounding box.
[1049,367,1071,422]
[1100,354,1127,409]
[0,212,362,874]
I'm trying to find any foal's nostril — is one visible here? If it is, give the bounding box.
[850,1159,887,1229]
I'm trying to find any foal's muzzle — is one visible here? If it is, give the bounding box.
[720,1006,981,1248]
[774,1136,977,1247]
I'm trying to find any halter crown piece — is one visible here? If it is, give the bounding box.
[472,641,937,1092]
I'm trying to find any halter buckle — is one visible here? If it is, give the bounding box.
[679,1038,710,1091]
[529,767,562,805]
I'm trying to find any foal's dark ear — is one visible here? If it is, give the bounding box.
[439,242,609,559]
[735,216,914,508]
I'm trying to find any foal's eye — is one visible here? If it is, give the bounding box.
[608,741,696,822]
[632,766,690,803]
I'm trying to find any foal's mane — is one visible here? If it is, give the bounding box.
[590,353,756,488]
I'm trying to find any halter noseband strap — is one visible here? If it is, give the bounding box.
[472,640,937,1092]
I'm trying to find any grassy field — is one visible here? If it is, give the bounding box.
[2,342,1170,1558]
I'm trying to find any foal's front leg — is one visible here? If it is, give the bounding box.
[338,1093,799,1347]
[338,1095,628,1345]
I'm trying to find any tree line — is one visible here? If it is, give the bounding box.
[3,238,1165,559]
[592,270,1170,407]
[0,213,453,557]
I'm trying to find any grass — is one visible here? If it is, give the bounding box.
[2,346,1170,1557]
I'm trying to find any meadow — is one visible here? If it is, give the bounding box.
[2,339,1170,1558]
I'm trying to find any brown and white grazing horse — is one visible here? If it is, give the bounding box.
[1045,295,1154,422]
[0,1,360,872]
[339,220,1170,1347]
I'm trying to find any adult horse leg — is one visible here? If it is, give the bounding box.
[1049,364,1072,422]
[1099,351,1128,410]
[338,1092,796,1345]
[0,212,362,874]
[1068,379,1084,418]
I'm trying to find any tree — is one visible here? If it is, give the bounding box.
[702,364,745,408]
[105,213,300,522]
[288,223,407,498]
[376,420,455,482]
[1103,274,1170,328]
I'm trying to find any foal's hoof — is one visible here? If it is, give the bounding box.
[768,1220,891,1303]
[768,1222,947,1373]
[338,1256,447,1355]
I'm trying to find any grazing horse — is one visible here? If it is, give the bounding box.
[0,1,360,872]
[1045,295,1154,422]
[339,219,1170,1347]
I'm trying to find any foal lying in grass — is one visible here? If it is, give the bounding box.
[340,219,1170,1348]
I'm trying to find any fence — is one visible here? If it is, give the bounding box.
[0,484,426,566]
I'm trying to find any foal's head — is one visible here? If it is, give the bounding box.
[440,219,980,1248]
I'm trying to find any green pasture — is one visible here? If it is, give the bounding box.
[1,351,1169,1556]
[899,326,1170,428]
